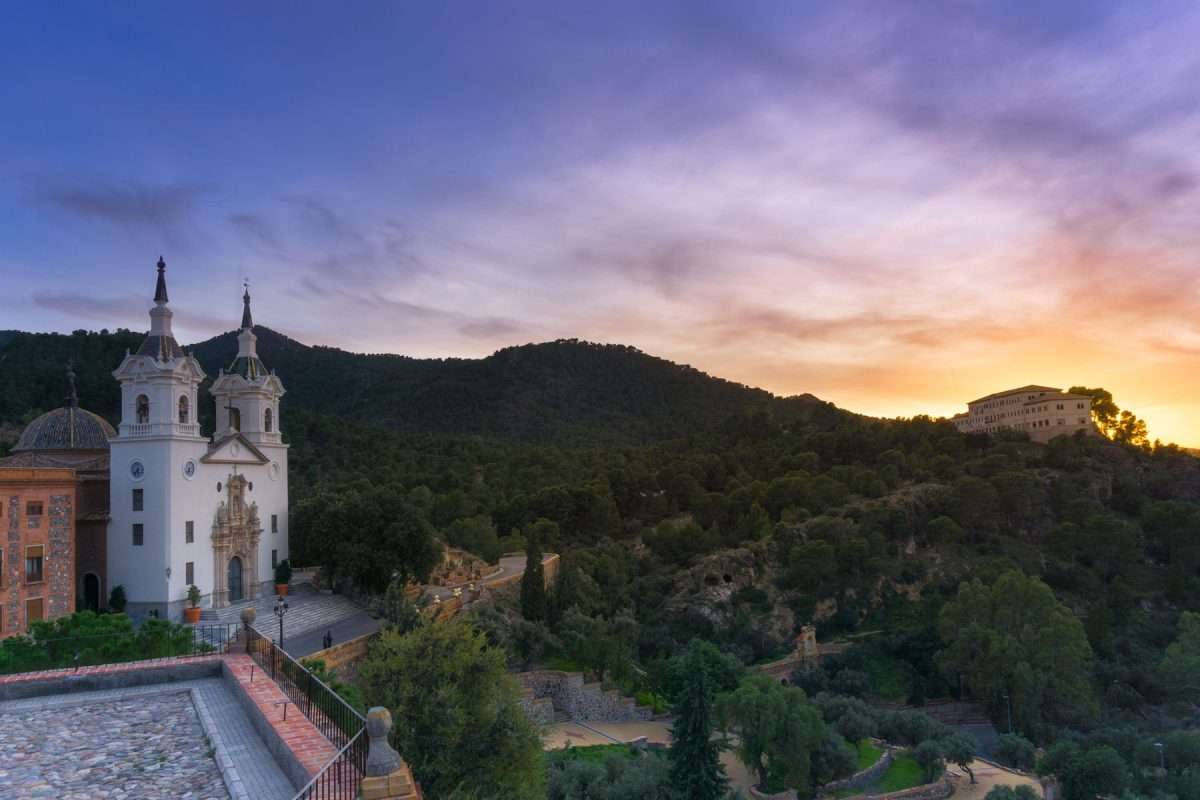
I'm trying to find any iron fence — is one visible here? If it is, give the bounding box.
[292,729,370,800]
[0,622,240,675]
[244,626,368,799]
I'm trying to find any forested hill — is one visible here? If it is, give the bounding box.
[0,327,834,446]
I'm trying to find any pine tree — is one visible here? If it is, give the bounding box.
[520,528,547,622]
[669,642,729,800]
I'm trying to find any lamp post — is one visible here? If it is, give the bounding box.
[1155,741,1165,771]
[1002,691,1013,734]
[273,594,290,650]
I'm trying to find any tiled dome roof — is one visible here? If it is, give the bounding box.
[14,406,115,452]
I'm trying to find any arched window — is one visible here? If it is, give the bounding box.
[178,395,189,424]
[264,408,273,433]
[229,407,241,431]
[136,395,150,424]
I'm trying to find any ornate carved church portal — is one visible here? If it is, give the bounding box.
[211,474,261,607]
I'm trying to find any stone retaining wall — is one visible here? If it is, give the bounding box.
[839,776,955,800]
[516,670,652,723]
[818,747,894,797]
[305,631,374,677]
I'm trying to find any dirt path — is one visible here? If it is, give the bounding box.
[947,760,1043,798]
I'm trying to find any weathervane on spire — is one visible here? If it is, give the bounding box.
[241,277,253,330]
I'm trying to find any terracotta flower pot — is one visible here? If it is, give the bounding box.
[275,583,289,596]
[184,606,202,623]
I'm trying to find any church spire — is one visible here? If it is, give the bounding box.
[154,256,169,305]
[241,282,253,330]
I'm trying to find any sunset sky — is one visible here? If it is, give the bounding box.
[3,2,1199,443]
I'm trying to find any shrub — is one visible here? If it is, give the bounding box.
[994,733,1036,771]
[109,584,127,613]
[274,559,292,585]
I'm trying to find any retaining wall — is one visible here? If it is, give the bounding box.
[516,670,652,723]
[818,747,894,797]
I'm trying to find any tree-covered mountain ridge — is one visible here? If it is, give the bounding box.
[0,326,829,446]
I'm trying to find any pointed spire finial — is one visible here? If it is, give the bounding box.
[154,256,169,304]
[65,360,79,408]
[241,279,253,330]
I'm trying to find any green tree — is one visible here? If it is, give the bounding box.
[445,515,503,564]
[297,486,442,593]
[520,521,547,622]
[941,732,977,784]
[937,571,1094,733]
[359,621,545,800]
[1062,746,1129,800]
[717,675,826,796]
[913,740,944,783]
[1068,386,1119,435]
[668,641,729,800]
[994,734,1036,771]
[1160,611,1200,704]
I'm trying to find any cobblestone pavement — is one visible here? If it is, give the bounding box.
[0,691,227,800]
[0,679,295,800]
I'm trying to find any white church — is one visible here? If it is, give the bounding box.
[108,258,289,620]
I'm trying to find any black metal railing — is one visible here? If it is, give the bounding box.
[243,623,364,782]
[0,622,240,676]
[292,729,370,800]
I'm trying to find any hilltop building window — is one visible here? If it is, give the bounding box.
[25,545,43,584]
[265,408,273,433]
[179,395,189,424]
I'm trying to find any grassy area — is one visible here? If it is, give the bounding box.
[873,753,926,793]
[830,751,927,798]
[542,655,587,673]
[856,740,884,771]
[546,744,640,765]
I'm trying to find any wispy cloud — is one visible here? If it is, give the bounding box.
[30,179,206,239]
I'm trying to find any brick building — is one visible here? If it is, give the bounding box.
[0,372,114,621]
[0,468,76,637]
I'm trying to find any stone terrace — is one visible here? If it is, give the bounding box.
[0,690,227,800]
[0,654,346,800]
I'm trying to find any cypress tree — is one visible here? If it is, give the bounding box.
[669,643,729,800]
[520,528,547,621]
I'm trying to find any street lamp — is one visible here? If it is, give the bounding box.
[1002,691,1013,734]
[273,594,290,650]
[1155,741,1165,771]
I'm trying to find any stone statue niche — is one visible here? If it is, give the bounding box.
[210,473,262,607]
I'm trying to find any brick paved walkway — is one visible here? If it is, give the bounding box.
[0,679,295,800]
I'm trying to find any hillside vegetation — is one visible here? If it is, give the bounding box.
[3,326,1200,798]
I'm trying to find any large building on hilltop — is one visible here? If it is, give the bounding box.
[951,384,1098,443]
[107,258,289,620]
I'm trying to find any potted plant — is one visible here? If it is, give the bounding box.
[184,584,202,623]
[274,559,293,596]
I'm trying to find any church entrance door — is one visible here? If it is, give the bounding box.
[82,573,100,611]
[228,557,244,603]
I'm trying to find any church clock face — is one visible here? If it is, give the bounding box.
[130,460,146,481]
[183,460,197,480]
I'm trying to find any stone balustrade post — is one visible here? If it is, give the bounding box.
[361,707,421,799]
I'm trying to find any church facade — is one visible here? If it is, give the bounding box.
[107,258,289,620]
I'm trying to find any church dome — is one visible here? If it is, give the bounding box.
[14,405,116,452]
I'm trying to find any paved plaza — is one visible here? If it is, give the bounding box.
[211,583,381,657]
[0,680,295,800]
